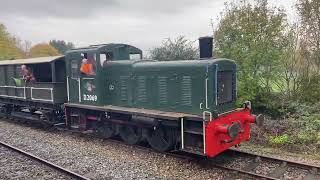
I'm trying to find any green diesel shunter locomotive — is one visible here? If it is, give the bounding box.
[64,38,259,157]
[0,37,260,157]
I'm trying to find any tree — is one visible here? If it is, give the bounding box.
[150,36,198,61]
[0,23,23,60]
[295,0,320,103]
[49,40,75,54]
[276,24,302,100]
[29,43,60,58]
[297,0,320,74]
[214,0,289,104]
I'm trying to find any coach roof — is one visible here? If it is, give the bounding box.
[0,56,64,65]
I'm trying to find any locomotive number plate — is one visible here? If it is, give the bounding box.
[83,94,97,101]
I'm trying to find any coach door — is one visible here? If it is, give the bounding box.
[67,59,81,103]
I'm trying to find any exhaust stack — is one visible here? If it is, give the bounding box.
[199,36,213,59]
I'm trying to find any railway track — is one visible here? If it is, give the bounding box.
[99,134,320,180]
[208,149,320,180]
[2,119,320,179]
[80,134,320,180]
[0,141,90,180]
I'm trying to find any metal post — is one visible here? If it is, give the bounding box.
[50,88,53,102]
[181,118,184,150]
[78,78,81,102]
[51,62,56,82]
[215,64,218,106]
[66,77,70,101]
[24,86,26,99]
[205,78,209,109]
[203,121,206,154]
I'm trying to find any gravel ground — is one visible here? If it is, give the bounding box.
[3,119,317,180]
[0,146,72,180]
[0,120,235,180]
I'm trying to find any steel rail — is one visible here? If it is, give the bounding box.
[73,135,280,180]
[0,141,90,180]
[210,163,278,180]
[228,148,320,170]
[104,138,319,180]
[50,130,320,180]
[2,119,319,180]
[220,148,320,179]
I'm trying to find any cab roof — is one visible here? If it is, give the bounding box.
[67,43,142,54]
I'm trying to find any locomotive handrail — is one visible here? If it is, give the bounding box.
[66,77,81,103]
[78,78,81,102]
[66,77,70,101]
[81,77,95,80]
[202,110,212,154]
[203,121,206,154]
[0,94,26,99]
[0,85,27,88]
[30,87,54,90]
[214,64,218,106]
[0,85,28,99]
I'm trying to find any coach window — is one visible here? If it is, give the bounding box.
[80,53,96,76]
[100,52,113,67]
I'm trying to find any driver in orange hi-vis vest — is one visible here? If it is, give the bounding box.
[80,58,94,75]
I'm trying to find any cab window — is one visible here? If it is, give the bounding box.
[80,53,96,76]
[129,53,142,60]
[100,52,113,67]
[71,60,79,78]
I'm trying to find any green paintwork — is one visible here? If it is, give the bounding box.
[65,43,237,116]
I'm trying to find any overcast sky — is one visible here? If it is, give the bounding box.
[1,0,297,54]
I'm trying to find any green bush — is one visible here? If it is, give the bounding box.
[252,91,285,118]
[316,133,320,145]
[268,134,289,145]
[296,130,317,144]
[298,75,320,103]
[255,102,320,150]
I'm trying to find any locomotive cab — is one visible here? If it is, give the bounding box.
[65,44,143,106]
[64,44,143,130]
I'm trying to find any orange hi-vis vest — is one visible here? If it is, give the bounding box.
[80,63,92,75]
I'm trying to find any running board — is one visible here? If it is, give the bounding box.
[54,122,66,127]
[11,111,41,121]
[11,111,54,124]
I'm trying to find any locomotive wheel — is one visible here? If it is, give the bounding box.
[147,126,176,152]
[97,121,116,139]
[119,125,142,145]
[0,105,10,118]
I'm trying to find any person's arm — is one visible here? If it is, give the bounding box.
[29,73,36,82]
[25,70,35,82]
